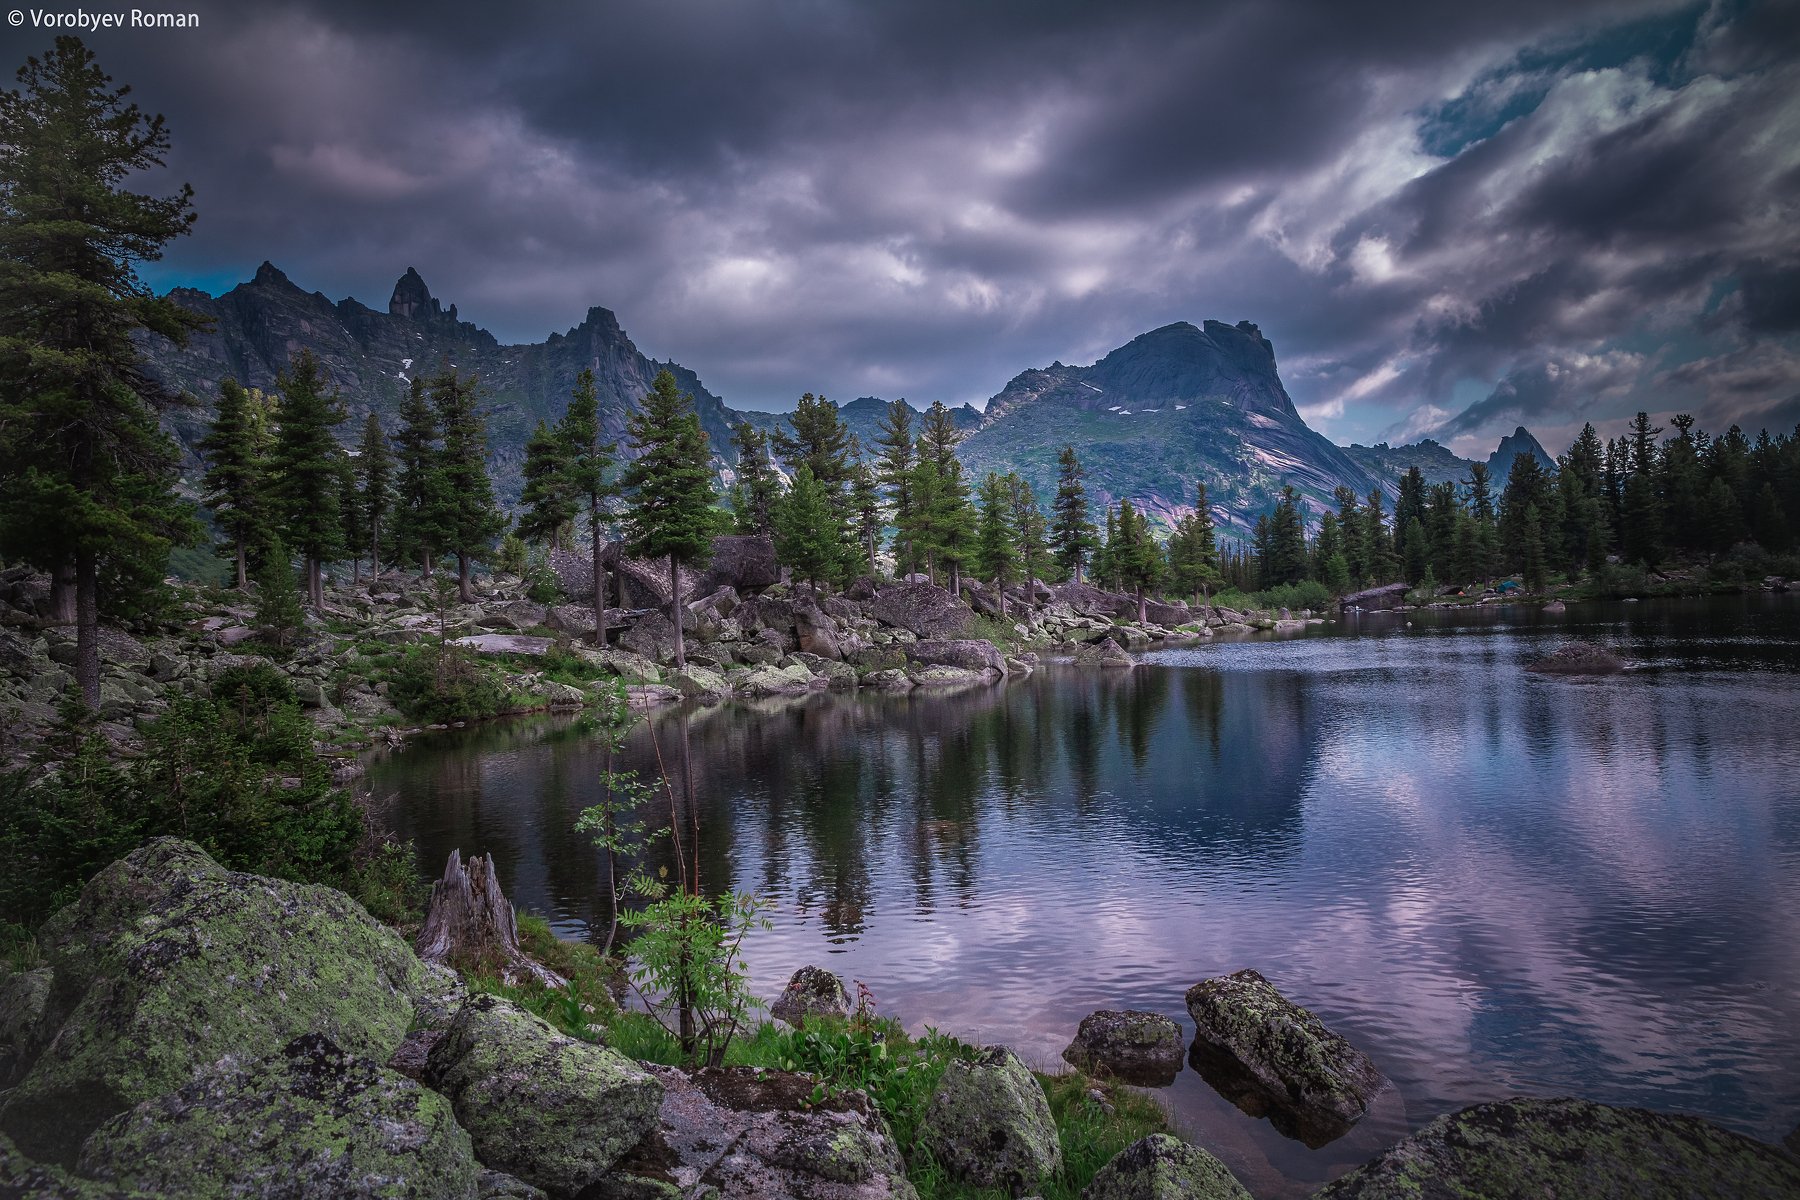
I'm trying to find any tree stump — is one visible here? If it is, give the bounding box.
[416,850,566,989]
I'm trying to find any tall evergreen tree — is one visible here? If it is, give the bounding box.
[1264,487,1307,586]
[873,401,918,574]
[517,419,577,549]
[916,408,975,594]
[1361,488,1398,584]
[771,393,854,492]
[1051,445,1096,583]
[556,369,618,647]
[975,472,1019,617]
[727,421,779,537]
[1115,499,1163,621]
[391,376,451,576]
[1499,451,1558,578]
[620,369,722,668]
[431,367,506,602]
[1333,487,1365,584]
[0,37,207,705]
[774,466,845,592]
[1168,486,1222,604]
[850,459,882,577]
[198,378,267,589]
[356,412,393,573]
[1005,472,1048,586]
[268,350,347,607]
[336,447,367,583]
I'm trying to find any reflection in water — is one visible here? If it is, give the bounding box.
[367,596,1800,1198]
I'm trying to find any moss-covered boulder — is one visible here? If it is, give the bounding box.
[769,965,852,1027]
[1062,1010,1184,1087]
[425,993,662,1195]
[77,1033,477,1199]
[917,1046,1060,1195]
[1184,968,1384,1147]
[478,1169,550,1200]
[1311,1097,1800,1199]
[0,965,55,1088]
[0,839,440,1165]
[0,1132,140,1199]
[1082,1134,1251,1199]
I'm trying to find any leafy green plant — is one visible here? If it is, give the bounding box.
[620,880,771,1069]
[572,685,666,955]
[387,643,509,723]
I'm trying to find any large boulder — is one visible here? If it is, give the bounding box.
[702,535,780,594]
[425,994,661,1196]
[868,583,974,638]
[794,602,843,659]
[77,1033,477,1199]
[906,638,1005,675]
[595,1065,913,1199]
[1082,1133,1252,1199]
[1141,599,1192,626]
[1061,1010,1183,1088]
[1312,1097,1800,1199]
[1341,583,1408,611]
[671,664,731,702]
[1525,641,1627,675]
[917,1046,1060,1195]
[618,612,680,663]
[1,839,438,1165]
[737,661,817,696]
[1053,581,1135,619]
[1184,968,1385,1147]
[449,633,554,656]
[0,966,55,1088]
[1074,639,1135,669]
[770,966,852,1028]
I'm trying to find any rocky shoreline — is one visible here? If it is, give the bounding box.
[3,840,1797,1199]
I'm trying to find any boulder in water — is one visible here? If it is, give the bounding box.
[1526,641,1626,674]
[770,966,852,1028]
[1062,1010,1183,1088]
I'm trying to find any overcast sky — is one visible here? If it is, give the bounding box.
[5,0,1797,457]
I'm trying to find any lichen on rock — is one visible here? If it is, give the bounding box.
[1062,1010,1183,1088]
[770,965,852,1027]
[1081,1133,1252,1199]
[917,1045,1061,1195]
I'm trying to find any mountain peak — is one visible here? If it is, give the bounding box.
[389,267,439,320]
[252,261,291,287]
[1487,426,1555,479]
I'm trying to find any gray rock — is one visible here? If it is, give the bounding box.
[425,994,661,1195]
[861,668,913,690]
[794,602,843,659]
[1542,599,1566,613]
[907,638,1005,675]
[770,965,851,1027]
[1184,968,1385,1147]
[1074,639,1135,669]
[576,647,663,683]
[672,665,731,701]
[0,966,54,1088]
[907,664,988,688]
[701,534,780,594]
[868,582,975,638]
[478,1169,549,1199]
[739,643,785,667]
[1526,640,1626,674]
[918,1046,1060,1194]
[619,612,680,663]
[0,1131,133,1199]
[77,1033,477,1199]
[1341,583,1409,611]
[1081,1133,1251,1199]
[1052,582,1136,619]
[1140,600,1192,626]
[0,839,436,1165]
[449,633,554,656]
[1312,1097,1800,1199]
[737,661,816,696]
[1062,1010,1183,1088]
[790,651,859,689]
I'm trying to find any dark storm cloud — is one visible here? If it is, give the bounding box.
[3,0,1795,448]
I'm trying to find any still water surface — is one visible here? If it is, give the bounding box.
[367,597,1800,1196]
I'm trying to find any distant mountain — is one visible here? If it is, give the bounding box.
[1487,426,1556,481]
[142,264,742,505]
[837,396,981,453]
[959,320,1387,539]
[1344,438,1478,487]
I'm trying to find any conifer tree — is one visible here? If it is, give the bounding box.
[1333,487,1365,584]
[903,453,945,584]
[198,378,267,589]
[518,419,577,549]
[975,472,1019,617]
[356,412,393,573]
[557,369,618,648]
[1265,487,1307,586]
[1094,505,1120,591]
[771,393,854,492]
[1050,445,1096,583]
[337,448,367,583]
[774,466,844,593]
[1168,482,1220,603]
[620,369,722,668]
[1361,488,1398,584]
[391,376,451,576]
[916,407,975,595]
[431,367,506,602]
[727,421,779,537]
[268,350,347,607]
[874,401,918,574]
[850,459,882,577]
[0,37,207,705]
[1462,463,1498,581]
[1005,473,1048,585]
[1115,500,1162,622]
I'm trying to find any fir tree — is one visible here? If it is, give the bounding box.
[253,536,305,653]
[1361,489,1398,583]
[1115,500,1162,621]
[771,393,854,492]
[1264,487,1307,586]
[336,447,367,583]
[431,367,506,602]
[0,37,207,705]
[356,412,393,573]
[776,466,847,592]
[620,369,723,668]
[1006,473,1048,586]
[268,350,347,607]
[975,472,1019,617]
[1168,490,1222,604]
[850,459,882,577]
[873,401,917,574]
[390,376,451,576]
[198,378,267,589]
[727,421,778,537]
[1051,445,1096,583]
[517,419,576,549]
[557,369,618,648]
[916,402,976,594]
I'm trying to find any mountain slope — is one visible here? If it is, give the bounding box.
[143,264,741,504]
[1344,438,1479,487]
[960,320,1386,539]
[1487,426,1556,481]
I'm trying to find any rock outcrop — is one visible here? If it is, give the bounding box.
[1312,1097,1800,1199]
[1062,1010,1184,1088]
[868,583,975,638]
[917,1046,1061,1195]
[76,1033,478,1199]
[0,838,439,1164]
[1081,1133,1252,1200]
[1184,968,1385,1147]
[425,994,662,1196]
[770,965,852,1028]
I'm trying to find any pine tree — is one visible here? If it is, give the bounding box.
[774,466,844,592]
[517,419,577,549]
[1395,467,1427,576]
[874,401,918,574]
[903,453,945,585]
[557,368,618,648]
[391,376,451,576]
[1333,487,1365,584]
[1520,503,1547,591]
[1402,517,1428,584]
[253,537,305,652]
[727,421,778,537]
[1094,505,1120,592]
[431,367,506,602]
[336,447,367,583]
[1115,500,1162,621]
[1168,492,1222,604]
[620,369,723,669]
[1499,451,1559,578]
[1005,473,1048,586]
[1051,445,1096,583]
[0,37,208,705]
[850,459,882,577]
[975,472,1019,617]
[1362,489,1398,583]
[771,393,854,492]
[1621,411,1664,565]
[356,412,393,573]
[1266,487,1307,586]
[268,350,347,607]
[198,378,267,588]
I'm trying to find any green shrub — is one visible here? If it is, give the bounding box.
[387,643,510,723]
